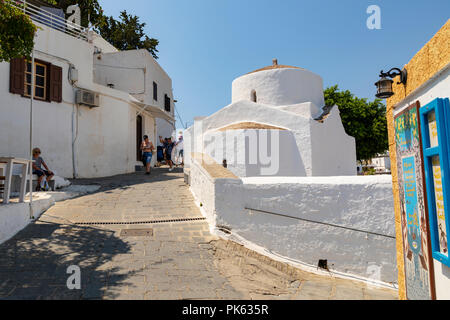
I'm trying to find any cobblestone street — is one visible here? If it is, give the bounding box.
[0,168,397,300]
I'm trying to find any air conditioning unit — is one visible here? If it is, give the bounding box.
[76,89,100,108]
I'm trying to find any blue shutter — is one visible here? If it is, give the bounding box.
[420,98,450,267]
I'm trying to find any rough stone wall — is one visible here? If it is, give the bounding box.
[386,19,450,300]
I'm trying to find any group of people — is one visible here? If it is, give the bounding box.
[140,133,184,175]
[30,133,183,192]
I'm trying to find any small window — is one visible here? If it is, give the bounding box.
[153,82,158,101]
[25,61,47,100]
[251,90,257,103]
[164,94,171,112]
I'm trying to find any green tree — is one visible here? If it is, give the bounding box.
[324,85,388,162]
[97,10,159,59]
[0,0,38,62]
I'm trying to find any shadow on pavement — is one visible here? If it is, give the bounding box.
[0,221,136,300]
[69,167,184,194]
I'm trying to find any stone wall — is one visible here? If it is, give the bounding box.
[189,155,397,285]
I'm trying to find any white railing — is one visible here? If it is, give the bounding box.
[7,0,89,41]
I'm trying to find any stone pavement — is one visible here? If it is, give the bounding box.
[0,168,398,300]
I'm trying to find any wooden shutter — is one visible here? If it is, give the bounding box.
[9,58,25,95]
[49,65,63,102]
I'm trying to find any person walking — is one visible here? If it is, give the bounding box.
[141,135,155,175]
[160,136,175,171]
[176,133,184,167]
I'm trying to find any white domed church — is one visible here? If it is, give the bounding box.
[185,60,356,177]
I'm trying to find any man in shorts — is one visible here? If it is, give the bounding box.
[32,148,54,191]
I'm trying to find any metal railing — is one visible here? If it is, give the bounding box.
[7,0,89,41]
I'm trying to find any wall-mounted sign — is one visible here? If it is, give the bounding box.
[432,156,448,257]
[394,101,436,300]
[420,98,450,268]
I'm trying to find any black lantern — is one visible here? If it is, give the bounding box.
[375,68,407,99]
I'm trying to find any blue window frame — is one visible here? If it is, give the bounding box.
[420,98,450,268]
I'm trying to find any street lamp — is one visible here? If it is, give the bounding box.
[375,68,407,99]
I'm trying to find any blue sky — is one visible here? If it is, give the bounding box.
[99,0,450,130]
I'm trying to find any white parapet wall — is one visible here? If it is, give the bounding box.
[189,157,397,285]
[0,197,53,245]
[0,185,100,245]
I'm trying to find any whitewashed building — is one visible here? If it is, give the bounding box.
[371,154,391,173]
[93,49,176,141]
[0,2,174,179]
[186,60,397,286]
[185,60,357,177]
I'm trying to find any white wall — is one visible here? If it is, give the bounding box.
[143,114,157,166]
[184,101,313,175]
[240,176,397,284]
[93,49,175,140]
[74,94,131,177]
[189,158,218,227]
[184,100,356,177]
[232,68,325,108]
[310,107,357,176]
[203,129,306,177]
[393,64,450,299]
[0,21,92,178]
[91,32,119,54]
[0,196,53,244]
[189,157,397,284]
[156,117,175,140]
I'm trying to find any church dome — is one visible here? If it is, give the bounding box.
[246,59,303,75]
[232,59,325,108]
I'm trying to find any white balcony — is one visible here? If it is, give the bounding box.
[7,0,88,41]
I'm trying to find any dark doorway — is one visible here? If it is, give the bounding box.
[136,115,143,161]
[251,90,257,103]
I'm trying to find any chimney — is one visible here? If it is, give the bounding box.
[272,59,278,66]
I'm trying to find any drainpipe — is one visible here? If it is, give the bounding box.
[71,103,78,179]
[29,49,35,219]
[153,118,157,166]
[68,63,79,179]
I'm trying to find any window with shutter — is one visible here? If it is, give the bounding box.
[10,58,62,103]
[9,58,25,95]
[50,65,63,102]
[24,61,47,100]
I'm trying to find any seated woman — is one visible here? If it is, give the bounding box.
[141,135,155,175]
[32,148,54,191]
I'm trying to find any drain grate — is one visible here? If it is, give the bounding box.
[120,229,153,237]
[73,217,206,226]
